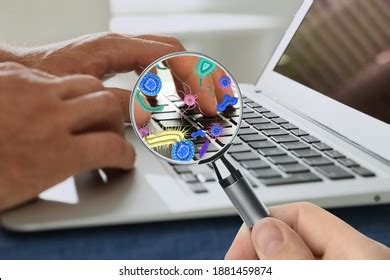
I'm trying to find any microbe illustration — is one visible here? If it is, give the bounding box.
[138,126,150,138]
[171,140,195,162]
[191,129,206,139]
[219,75,231,89]
[217,94,239,112]
[171,82,203,114]
[139,72,162,97]
[135,89,164,113]
[196,58,217,85]
[199,141,210,159]
[209,123,224,138]
[145,129,186,149]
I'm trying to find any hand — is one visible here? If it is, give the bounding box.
[0,63,136,211]
[225,202,390,260]
[15,33,230,116]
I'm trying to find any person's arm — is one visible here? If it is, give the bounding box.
[0,44,24,63]
[225,202,390,260]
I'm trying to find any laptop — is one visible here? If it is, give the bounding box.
[2,0,389,231]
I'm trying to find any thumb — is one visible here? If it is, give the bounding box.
[252,217,315,260]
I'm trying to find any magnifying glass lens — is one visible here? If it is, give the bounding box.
[130,52,242,165]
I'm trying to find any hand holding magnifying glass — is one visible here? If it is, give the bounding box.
[130,52,269,228]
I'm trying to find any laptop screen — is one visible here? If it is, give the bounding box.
[274,0,390,124]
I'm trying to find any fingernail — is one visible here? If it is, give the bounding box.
[254,220,284,257]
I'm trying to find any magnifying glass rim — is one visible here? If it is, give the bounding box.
[130,51,243,166]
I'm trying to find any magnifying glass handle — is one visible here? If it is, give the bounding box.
[222,171,270,228]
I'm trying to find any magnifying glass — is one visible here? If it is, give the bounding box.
[130,52,269,228]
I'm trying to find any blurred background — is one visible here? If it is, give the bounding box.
[0,0,302,83]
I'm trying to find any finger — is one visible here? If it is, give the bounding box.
[56,74,104,99]
[268,202,371,258]
[106,87,151,125]
[73,132,136,170]
[166,56,218,116]
[65,90,124,135]
[251,217,315,260]
[225,224,258,260]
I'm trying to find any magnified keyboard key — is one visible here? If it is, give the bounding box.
[238,128,258,135]
[228,144,251,154]
[250,168,282,179]
[231,152,259,161]
[269,156,298,165]
[271,135,299,143]
[303,157,334,166]
[292,149,321,158]
[262,129,289,137]
[338,158,359,168]
[254,123,279,130]
[325,150,346,159]
[263,112,279,119]
[195,143,219,153]
[258,147,287,157]
[302,136,320,143]
[152,112,182,121]
[315,165,354,180]
[246,118,270,125]
[230,117,240,125]
[240,134,267,142]
[281,123,298,130]
[261,173,322,186]
[313,143,333,151]
[241,160,270,170]
[279,164,310,173]
[351,167,375,177]
[281,142,310,150]
[249,140,276,149]
[291,129,309,137]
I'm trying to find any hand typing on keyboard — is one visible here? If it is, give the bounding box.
[225,202,390,260]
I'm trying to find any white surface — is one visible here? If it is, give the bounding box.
[257,0,390,162]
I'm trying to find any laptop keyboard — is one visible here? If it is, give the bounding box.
[162,96,376,193]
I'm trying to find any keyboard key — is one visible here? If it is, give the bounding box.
[152,112,182,121]
[325,150,346,159]
[258,147,287,157]
[338,158,360,168]
[238,128,258,135]
[230,117,240,125]
[292,149,321,158]
[255,107,271,113]
[291,129,309,137]
[243,112,262,119]
[269,156,298,165]
[196,172,216,183]
[249,140,276,149]
[160,120,189,128]
[189,183,208,193]
[231,152,259,161]
[216,137,241,146]
[173,165,192,174]
[195,143,219,153]
[245,118,270,125]
[240,134,267,142]
[254,123,279,130]
[228,144,251,154]
[199,120,232,129]
[351,167,375,177]
[242,97,254,103]
[240,160,270,170]
[261,173,322,186]
[303,157,334,166]
[271,135,299,143]
[279,164,310,173]
[247,102,262,108]
[180,173,199,183]
[313,143,333,151]
[250,168,282,179]
[302,136,320,143]
[281,142,310,150]
[243,107,254,113]
[272,118,289,124]
[281,123,298,130]
[262,129,289,137]
[315,165,354,180]
[263,112,279,119]
[240,123,250,128]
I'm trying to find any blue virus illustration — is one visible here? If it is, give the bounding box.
[217,94,239,112]
[171,140,195,162]
[139,72,162,97]
[191,129,206,139]
[209,123,224,138]
[219,75,231,89]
